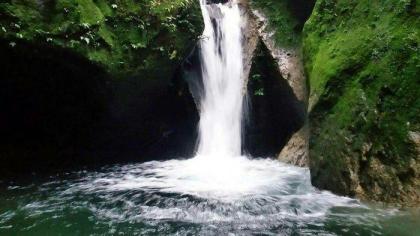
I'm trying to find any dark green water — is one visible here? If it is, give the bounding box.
[0,158,419,235]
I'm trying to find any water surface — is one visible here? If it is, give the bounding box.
[1,157,418,235]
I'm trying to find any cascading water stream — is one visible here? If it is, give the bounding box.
[196,0,244,158]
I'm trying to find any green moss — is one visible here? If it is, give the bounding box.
[77,0,105,25]
[304,0,420,202]
[98,24,115,47]
[251,0,300,47]
[0,0,203,77]
[95,0,113,17]
[251,0,315,48]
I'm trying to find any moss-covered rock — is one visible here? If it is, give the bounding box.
[249,0,315,165]
[0,0,202,77]
[303,0,420,204]
[250,0,315,48]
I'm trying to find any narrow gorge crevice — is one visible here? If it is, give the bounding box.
[245,42,305,157]
[236,0,310,164]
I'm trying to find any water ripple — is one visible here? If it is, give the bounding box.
[0,157,417,235]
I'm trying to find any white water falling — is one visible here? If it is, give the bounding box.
[196,0,245,158]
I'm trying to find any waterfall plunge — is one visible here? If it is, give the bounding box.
[0,4,366,229]
[196,0,245,159]
[0,2,390,234]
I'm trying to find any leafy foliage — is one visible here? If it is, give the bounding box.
[0,0,203,77]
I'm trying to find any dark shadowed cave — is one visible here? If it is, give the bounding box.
[0,38,198,177]
[245,42,306,157]
[0,36,305,177]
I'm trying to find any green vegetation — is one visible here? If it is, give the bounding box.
[0,0,202,77]
[303,0,419,202]
[251,0,315,48]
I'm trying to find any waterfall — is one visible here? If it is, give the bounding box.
[196,0,245,158]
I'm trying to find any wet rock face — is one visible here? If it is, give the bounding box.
[246,5,309,165]
[234,0,307,158]
[249,0,419,205]
[245,43,305,157]
[304,0,419,204]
